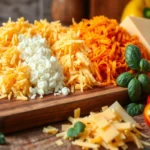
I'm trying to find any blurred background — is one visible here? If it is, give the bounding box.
[0,0,130,25]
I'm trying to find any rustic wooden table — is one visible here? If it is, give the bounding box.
[0,115,150,150]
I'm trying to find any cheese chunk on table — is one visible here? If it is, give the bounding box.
[120,16,150,59]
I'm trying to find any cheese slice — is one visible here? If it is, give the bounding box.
[43,125,58,134]
[74,108,81,118]
[109,101,141,129]
[92,113,110,129]
[72,140,99,149]
[99,125,119,143]
[120,16,150,59]
[113,122,132,130]
[55,140,63,146]
[102,108,116,120]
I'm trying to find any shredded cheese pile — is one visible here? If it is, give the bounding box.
[18,34,69,99]
[0,16,149,100]
[56,101,150,150]
[0,18,33,100]
[0,18,70,100]
[51,29,100,92]
[72,16,149,86]
[33,20,101,91]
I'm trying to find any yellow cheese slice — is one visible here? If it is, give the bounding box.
[120,16,150,59]
[74,108,81,118]
[72,140,99,149]
[92,113,110,129]
[113,122,132,130]
[102,108,116,120]
[55,140,63,146]
[109,101,141,129]
[99,125,119,143]
[43,125,58,134]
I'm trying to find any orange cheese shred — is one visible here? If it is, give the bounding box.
[72,16,149,86]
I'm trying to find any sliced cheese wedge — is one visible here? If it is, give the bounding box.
[109,101,142,129]
[120,16,150,59]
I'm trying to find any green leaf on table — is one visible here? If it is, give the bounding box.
[126,103,144,116]
[67,128,78,138]
[67,121,86,138]
[0,132,5,145]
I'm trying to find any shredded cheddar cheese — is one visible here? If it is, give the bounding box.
[0,16,149,99]
[0,18,69,100]
[51,29,100,92]
[57,101,150,150]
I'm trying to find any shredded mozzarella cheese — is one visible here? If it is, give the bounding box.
[18,35,70,99]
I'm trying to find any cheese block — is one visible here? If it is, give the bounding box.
[120,16,150,59]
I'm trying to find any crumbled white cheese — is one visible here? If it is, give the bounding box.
[61,87,70,96]
[17,34,70,98]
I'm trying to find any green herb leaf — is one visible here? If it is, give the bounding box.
[143,8,150,19]
[128,78,141,102]
[0,132,5,145]
[74,121,85,133]
[116,72,134,87]
[126,103,144,116]
[138,74,150,94]
[67,121,86,138]
[139,58,150,73]
[67,128,78,138]
[125,44,142,71]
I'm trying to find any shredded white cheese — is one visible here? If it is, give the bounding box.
[17,34,70,99]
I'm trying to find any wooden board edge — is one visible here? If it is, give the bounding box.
[0,87,129,134]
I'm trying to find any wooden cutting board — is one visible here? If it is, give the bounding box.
[0,86,128,134]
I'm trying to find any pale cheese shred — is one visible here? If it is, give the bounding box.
[0,17,99,100]
[57,101,150,150]
[51,29,101,92]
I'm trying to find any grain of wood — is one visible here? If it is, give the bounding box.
[0,86,129,134]
[0,115,149,150]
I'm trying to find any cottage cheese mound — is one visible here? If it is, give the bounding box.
[17,34,70,99]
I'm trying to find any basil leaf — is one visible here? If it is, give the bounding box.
[139,58,150,73]
[74,121,85,133]
[143,8,150,19]
[125,44,142,71]
[67,128,78,138]
[116,72,134,87]
[126,103,144,116]
[67,121,86,138]
[0,132,5,145]
[138,74,150,94]
[128,78,141,102]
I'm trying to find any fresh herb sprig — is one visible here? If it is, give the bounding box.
[67,121,86,138]
[0,132,5,145]
[116,44,150,116]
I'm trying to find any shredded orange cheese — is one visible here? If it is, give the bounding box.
[51,29,100,92]
[0,16,149,99]
[72,16,149,86]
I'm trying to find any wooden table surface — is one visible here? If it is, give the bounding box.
[0,115,150,150]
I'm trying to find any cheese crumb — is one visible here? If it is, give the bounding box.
[55,140,63,146]
[43,125,58,134]
[17,35,70,98]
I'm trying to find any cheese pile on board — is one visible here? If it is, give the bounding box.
[0,16,149,100]
[17,34,70,99]
[55,101,150,150]
[0,18,70,100]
